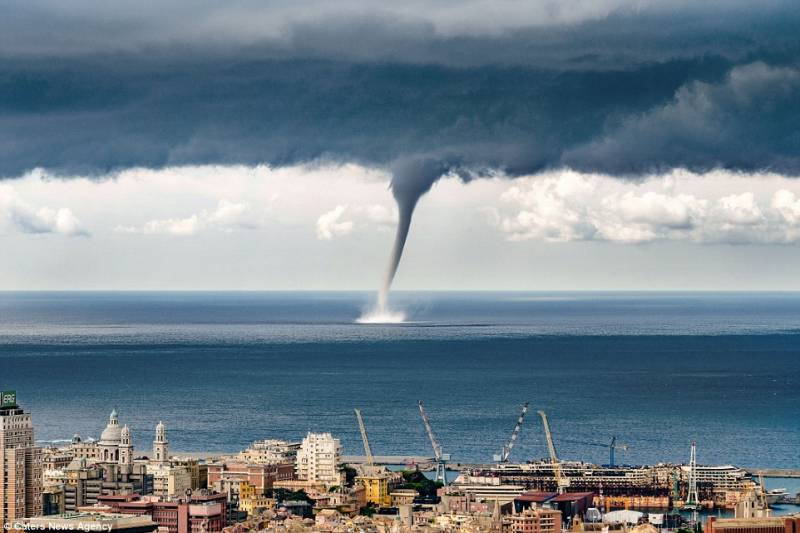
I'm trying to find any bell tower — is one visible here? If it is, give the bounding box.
[120,425,133,465]
[153,421,169,465]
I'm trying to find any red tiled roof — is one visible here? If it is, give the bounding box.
[516,492,558,502]
[550,492,594,502]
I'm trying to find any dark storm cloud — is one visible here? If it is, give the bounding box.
[563,63,800,175]
[0,0,799,180]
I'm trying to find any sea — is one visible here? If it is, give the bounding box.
[1,291,798,477]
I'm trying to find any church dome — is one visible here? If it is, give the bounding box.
[99,409,122,444]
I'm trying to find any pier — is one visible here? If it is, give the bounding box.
[747,468,800,478]
[341,455,435,465]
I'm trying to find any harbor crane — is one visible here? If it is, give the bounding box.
[683,441,700,512]
[560,436,628,467]
[758,473,769,513]
[538,410,570,494]
[354,409,374,468]
[494,402,529,462]
[418,400,450,484]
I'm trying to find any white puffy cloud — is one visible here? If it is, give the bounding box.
[492,170,800,245]
[316,205,355,240]
[117,199,256,236]
[315,203,397,240]
[0,186,88,237]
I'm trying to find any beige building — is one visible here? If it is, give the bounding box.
[237,439,300,465]
[149,463,192,498]
[0,391,43,525]
[295,432,342,487]
[509,508,562,533]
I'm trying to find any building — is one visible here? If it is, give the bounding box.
[14,512,158,533]
[54,410,153,512]
[42,485,65,516]
[153,422,169,465]
[70,410,135,466]
[99,492,227,533]
[0,391,43,525]
[42,448,73,471]
[295,432,342,487]
[206,462,289,504]
[389,489,418,506]
[143,423,193,499]
[549,492,594,522]
[508,508,562,533]
[170,459,208,491]
[707,516,800,533]
[237,482,275,516]
[150,464,193,499]
[62,457,152,512]
[357,471,392,507]
[237,440,300,465]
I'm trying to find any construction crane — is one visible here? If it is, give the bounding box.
[354,409,374,467]
[560,436,628,467]
[418,401,450,484]
[758,473,769,514]
[494,402,529,462]
[537,410,570,493]
[683,441,700,512]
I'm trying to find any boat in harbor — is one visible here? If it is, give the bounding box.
[766,488,789,505]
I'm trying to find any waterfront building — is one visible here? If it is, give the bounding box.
[237,439,300,465]
[0,391,43,525]
[14,512,158,533]
[508,508,562,533]
[295,432,342,487]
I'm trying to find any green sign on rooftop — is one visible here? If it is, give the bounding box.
[1,390,17,408]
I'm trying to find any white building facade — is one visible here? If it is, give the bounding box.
[295,432,342,487]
